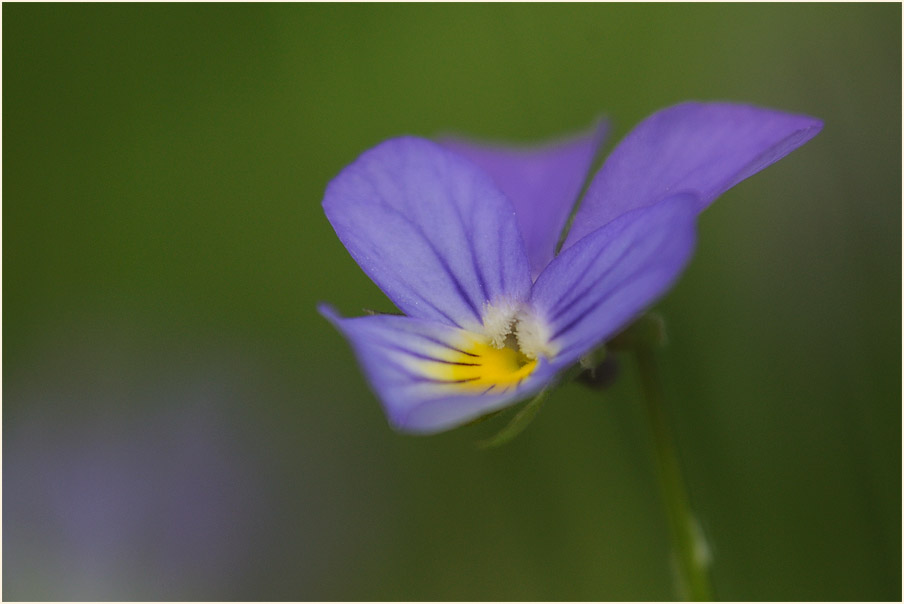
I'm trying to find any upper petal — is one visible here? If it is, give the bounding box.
[323,137,532,331]
[441,119,607,279]
[563,102,823,249]
[320,305,557,434]
[532,192,699,369]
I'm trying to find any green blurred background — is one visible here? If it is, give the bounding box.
[3,3,900,601]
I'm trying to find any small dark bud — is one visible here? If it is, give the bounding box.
[576,354,620,390]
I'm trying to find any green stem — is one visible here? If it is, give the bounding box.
[634,345,713,601]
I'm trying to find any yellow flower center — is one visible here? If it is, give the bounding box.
[419,336,538,394]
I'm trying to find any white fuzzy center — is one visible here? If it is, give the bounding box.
[481,300,556,360]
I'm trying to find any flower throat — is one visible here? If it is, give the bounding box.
[412,301,553,395]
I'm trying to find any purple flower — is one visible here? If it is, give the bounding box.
[321,102,821,434]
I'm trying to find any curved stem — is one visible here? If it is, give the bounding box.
[634,345,713,601]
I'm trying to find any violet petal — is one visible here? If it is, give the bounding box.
[323,137,531,331]
[441,120,607,279]
[532,192,699,369]
[563,102,823,249]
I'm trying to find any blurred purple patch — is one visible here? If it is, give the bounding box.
[4,393,268,599]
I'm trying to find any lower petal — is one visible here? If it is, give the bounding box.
[320,305,556,434]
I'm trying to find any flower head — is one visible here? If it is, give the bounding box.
[321,102,822,434]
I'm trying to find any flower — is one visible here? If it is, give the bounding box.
[320,102,822,434]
